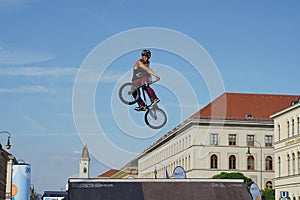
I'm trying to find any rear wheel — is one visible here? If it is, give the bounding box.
[118,82,140,105]
[144,107,167,129]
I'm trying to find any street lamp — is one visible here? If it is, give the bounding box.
[154,167,157,179]
[246,140,262,190]
[0,131,12,149]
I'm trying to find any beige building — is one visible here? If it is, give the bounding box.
[97,159,138,179]
[271,99,300,200]
[0,145,8,200]
[138,93,300,190]
[5,151,17,200]
[110,159,138,179]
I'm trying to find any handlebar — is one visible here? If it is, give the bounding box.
[145,79,159,86]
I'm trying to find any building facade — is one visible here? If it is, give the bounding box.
[0,145,8,200]
[271,100,300,200]
[138,93,300,190]
[5,151,17,200]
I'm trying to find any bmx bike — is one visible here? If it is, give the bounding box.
[118,80,167,129]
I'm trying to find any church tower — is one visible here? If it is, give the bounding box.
[79,144,90,178]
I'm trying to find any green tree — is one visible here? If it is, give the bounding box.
[212,172,253,188]
[262,188,275,200]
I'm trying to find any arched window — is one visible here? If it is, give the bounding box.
[188,155,191,170]
[292,119,295,136]
[278,124,281,140]
[293,153,296,175]
[288,154,291,175]
[211,154,218,169]
[297,117,300,134]
[229,155,236,169]
[179,141,181,151]
[287,121,290,138]
[247,156,254,170]
[266,156,273,170]
[266,181,273,189]
[278,157,281,177]
[298,152,300,174]
[83,167,87,173]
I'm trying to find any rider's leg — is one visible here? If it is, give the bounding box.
[132,78,146,106]
[141,76,159,102]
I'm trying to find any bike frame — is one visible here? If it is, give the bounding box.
[139,80,159,109]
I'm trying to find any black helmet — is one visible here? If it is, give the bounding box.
[141,49,151,58]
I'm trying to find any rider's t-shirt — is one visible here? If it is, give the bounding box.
[132,60,150,81]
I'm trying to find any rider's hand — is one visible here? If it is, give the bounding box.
[155,75,160,81]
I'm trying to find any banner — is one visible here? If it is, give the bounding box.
[249,183,261,200]
[173,166,186,179]
[12,164,31,200]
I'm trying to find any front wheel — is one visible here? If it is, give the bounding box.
[119,82,140,105]
[144,107,167,129]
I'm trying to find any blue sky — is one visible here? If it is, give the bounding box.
[0,0,299,194]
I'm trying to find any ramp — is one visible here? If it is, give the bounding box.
[68,179,252,200]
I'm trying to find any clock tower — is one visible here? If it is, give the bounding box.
[79,144,90,178]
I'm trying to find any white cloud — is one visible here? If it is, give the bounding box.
[0,66,77,76]
[100,70,123,83]
[73,150,81,155]
[49,150,81,162]
[0,47,54,65]
[75,69,124,84]
[0,0,40,13]
[0,85,50,93]
[22,114,46,131]
[0,0,24,9]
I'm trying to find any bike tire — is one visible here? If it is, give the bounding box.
[144,107,167,129]
[118,82,140,105]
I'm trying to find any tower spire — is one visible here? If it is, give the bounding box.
[79,144,90,178]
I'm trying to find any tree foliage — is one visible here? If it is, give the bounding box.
[212,172,253,187]
[212,172,275,200]
[262,188,275,200]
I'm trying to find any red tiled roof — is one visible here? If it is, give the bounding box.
[97,169,119,178]
[192,92,300,121]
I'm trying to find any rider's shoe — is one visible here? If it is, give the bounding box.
[134,105,146,111]
[151,98,160,106]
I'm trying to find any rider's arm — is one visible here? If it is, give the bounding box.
[136,60,160,80]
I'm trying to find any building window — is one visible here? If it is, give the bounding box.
[229,134,236,146]
[278,124,281,140]
[292,119,295,136]
[247,156,254,170]
[210,134,218,145]
[229,155,236,169]
[266,181,273,189]
[298,117,300,135]
[287,121,290,138]
[211,154,218,169]
[278,157,281,177]
[293,153,296,175]
[84,167,87,173]
[288,154,291,175]
[247,135,254,146]
[265,135,273,147]
[188,155,191,170]
[298,152,300,174]
[266,156,273,170]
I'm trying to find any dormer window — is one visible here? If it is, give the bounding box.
[245,114,254,119]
